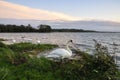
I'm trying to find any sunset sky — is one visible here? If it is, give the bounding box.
[0,0,120,22]
[0,0,120,31]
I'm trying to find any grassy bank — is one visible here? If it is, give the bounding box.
[0,38,7,41]
[0,41,120,80]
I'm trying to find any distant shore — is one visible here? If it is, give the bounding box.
[1,24,120,33]
[0,24,96,32]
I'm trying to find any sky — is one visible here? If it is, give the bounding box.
[0,0,120,22]
[0,0,120,31]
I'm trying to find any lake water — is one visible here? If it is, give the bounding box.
[0,32,120,67]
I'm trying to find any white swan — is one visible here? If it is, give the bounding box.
[36,39,40,44]
[46,40,74,59]
[12,39,16,43]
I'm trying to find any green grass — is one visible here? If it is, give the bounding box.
[0,41,119,80]
[0,38,7,41]
[8,42,58,55]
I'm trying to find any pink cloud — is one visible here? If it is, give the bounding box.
[0,1,80,21]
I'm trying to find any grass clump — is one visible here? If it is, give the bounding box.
[0,38,7,41]
[0,41,120,80]
[8,42,58,55]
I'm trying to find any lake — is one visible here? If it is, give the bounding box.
[0,32,120,67]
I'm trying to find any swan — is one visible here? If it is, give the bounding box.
[37,40,41,43]
[12,39,16,43]
[46,40,74,59]
[36,39,40,44]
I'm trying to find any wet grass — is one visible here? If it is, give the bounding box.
[0,41,119,80]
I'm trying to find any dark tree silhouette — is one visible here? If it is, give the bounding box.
[38,24,52,32]
[0,24,37,32]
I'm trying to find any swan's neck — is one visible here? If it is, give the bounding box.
[66,43,72,55]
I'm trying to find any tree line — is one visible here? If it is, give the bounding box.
[52,29,96,32]
[0,24,96,32]
[0,24,52,32]
[0,24,36,32]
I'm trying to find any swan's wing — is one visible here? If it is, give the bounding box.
[46,54,61,58]
[49,49,71,58]
[50,49,69,55]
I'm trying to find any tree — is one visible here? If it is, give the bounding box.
[38,24,52,32]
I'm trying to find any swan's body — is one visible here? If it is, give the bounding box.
[46,40,73,59]
[36,39,40,43]
[12,39,16,43]
[37,40,40,43]
[47,48,72,59]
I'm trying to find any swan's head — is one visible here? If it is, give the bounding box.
[67,40,73,43]
[67,40,80,51]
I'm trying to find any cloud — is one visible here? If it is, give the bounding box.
[0,1,80,21]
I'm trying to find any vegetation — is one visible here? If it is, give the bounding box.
[0,24,96,32]
[0,38,7,41]
[38,24,52,32]
[0,41,119,80]
[0,24,37,32]
[52,29,96,32]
